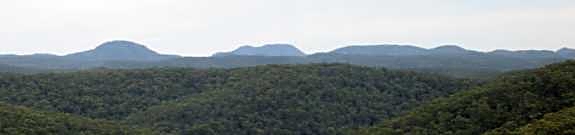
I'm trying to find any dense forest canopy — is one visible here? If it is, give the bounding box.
[512,106,575,134]
[127,64,475,134]
[0,102,153,135]
[1,60,575,134]
[0,68,229,120]
[360,60,575,135]
[2,0,574,134]
[0,64,474,135]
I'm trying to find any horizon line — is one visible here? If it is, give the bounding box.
[1,40,572,57]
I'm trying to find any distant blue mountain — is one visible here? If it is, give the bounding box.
[557,48,575,58]
[213,44,306,57]
[329,44,573,59]
[330,44,477,56]
[65,40,180,61]
[0,41,572,75]
[430,45,478,55]
[489,50,560,59]
[331,45,428,56]
[0,54,58,58]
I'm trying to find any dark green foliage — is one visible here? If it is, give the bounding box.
[127,64,473,134]
[511,106,575,135]
[0,102,153,135]
[361,60,575,135]
[0,68,228,120]
[0,64,473,135]
[408,67,503,79]
[4,60,575,134]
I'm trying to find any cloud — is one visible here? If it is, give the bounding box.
[0,0,573,56]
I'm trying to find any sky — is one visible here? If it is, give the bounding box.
[0,0,574,56]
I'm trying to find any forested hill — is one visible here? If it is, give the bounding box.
[0,68,228,120]
[359,60,575,135]
[0,64,48,74]
[0,102,153,135]
[2,59,575,134]
[513,106,575,134]
[0,64,475,135]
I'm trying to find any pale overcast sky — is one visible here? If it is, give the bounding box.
[0,0,574,56]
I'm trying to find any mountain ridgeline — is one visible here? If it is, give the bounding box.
[0,41,573,78]
[331,45,473,56]
[1,40,575,134]
[1,43,575,134]
[212,44,306,57]
[558,48,575,58]
[65,41,180,61]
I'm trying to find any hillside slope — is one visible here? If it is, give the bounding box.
[0,68,228,120]
[126,64,474,135]
[0,103,152,135]
[360,60,575,135]
[65,40,180,61]
[510,105,575,135]
[0,64,474,135]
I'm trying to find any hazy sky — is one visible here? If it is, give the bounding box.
[1,0,574,56]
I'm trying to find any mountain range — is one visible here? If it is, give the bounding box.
[65,41,180,61]
[1,40,575,134]
[0,40,573,78]
[3,40,573,60]
[330,44,575,59]
[212,44,306,57]
[1,59,574,135]
[330,45,478,56]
